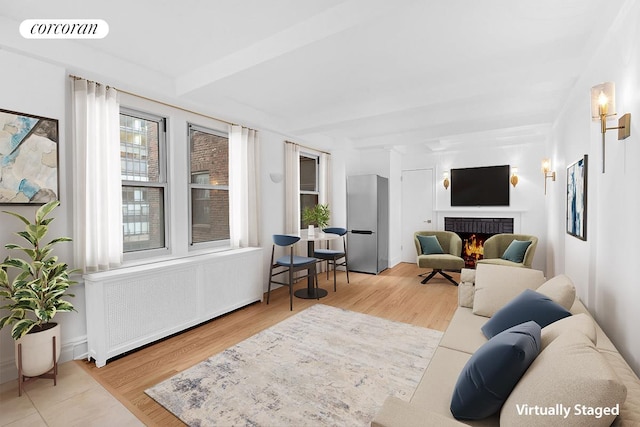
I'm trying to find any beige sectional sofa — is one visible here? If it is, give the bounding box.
[372,264,640,426]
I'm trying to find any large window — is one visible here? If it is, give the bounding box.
[300,153,319,228]
[189,124,230,245]
[120,109,167,253]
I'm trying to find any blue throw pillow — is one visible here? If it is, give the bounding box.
[450,321,541,420]
[417,235,444,255]
[481,289,571,339]
[501,239,532,263]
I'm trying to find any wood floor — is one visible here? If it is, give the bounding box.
[77,262,459,426]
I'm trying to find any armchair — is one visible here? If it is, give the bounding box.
[476,233,538,268]
[414,231,465,286]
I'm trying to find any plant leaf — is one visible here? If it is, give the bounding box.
[47,237,72,245]
[55,300,75,312]
[15,231,37,246]
[2,210,30,225]
[11,319,36,339]
[36,201,60,224]
[40,306,56,321]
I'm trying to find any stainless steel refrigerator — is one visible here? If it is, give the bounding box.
[347,174,389,274]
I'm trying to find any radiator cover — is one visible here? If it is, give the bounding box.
[84,248,263,367]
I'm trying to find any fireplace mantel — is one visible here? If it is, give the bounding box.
[434,208,527,213]
[434,208,525,233]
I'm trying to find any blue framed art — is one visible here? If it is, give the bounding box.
[566,154,588,240]
[0,109,59,204]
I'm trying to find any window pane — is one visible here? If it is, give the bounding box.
[189,126,229,245]
[122,186,165,252]
[120,114,159,182]
[300,155,317,192]
[190,129,228,186]
[191,188,230,243]
[300,194,319,228]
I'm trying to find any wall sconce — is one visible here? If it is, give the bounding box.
[269,172,284,183]
[443,171,450,189]
[591,82,631,173]
[541,159,555,195]
[510,167,518,188]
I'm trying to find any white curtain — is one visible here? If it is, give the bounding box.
[319,153,333,255]
[284,141,301,234]
[71,78,123,272]
[229,125,260,248]
[319,152,332,208]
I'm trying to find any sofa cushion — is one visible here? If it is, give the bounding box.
[458,269,477,308]
[450,321,541,420]
[411,346,500,425]
[417,235,444,255]
[536,274,576,310]
[439,307,490,354]
[569,299,618,352]
[472,264,546,317]
[500,239,532,263]
[600,350,640,425]
[501,329,627,427]
[372,396,467,427]
[540,313,596,349]
[460,268,476,283]
[481,289,571,339]
[458,282,475,309]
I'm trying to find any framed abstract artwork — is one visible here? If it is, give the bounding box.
[0,109,59,204]
[566,154,588,240]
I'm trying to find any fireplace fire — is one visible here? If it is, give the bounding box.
[462,233,488,268]
[444,217,514,268]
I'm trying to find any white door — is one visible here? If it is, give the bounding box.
[401,169,434,263]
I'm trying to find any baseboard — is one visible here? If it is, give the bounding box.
[388,257,402,269]
[0,334,88,385]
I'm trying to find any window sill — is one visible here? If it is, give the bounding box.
[85,247,259,280]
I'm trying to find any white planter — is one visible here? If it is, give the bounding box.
[308,225,315,236]
[15,323,61,377]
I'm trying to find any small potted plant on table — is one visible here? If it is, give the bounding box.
[0,201,77,395]
[302,204,330,235]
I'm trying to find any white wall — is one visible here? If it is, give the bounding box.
[258,131,286,283]
[548,0,640,374]
[0,49,88,382]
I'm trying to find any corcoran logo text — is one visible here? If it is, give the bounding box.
[20,19,109,39]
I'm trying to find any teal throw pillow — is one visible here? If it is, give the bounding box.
[501,239,532,263]
[417,235,444,255]
[450,321,541,420]
[481,289,571,339]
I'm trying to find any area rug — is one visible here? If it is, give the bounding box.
[145,304,442,426]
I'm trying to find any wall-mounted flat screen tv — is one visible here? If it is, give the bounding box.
[451,165,510,206]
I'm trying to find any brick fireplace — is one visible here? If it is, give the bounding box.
[444,217,514,268]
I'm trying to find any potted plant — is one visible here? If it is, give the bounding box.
[302,203,330,233]
[0,200,77,384]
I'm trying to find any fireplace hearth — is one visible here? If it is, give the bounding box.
[444,217,514,268]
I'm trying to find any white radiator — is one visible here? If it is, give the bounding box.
[84,248,263,367]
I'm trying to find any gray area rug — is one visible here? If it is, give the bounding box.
[145,304,442,426]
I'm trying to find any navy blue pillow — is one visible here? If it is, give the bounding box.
[481,289,571,339]
[451,321,541,420]
[501,240,532,263]
[416,235,444,255]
